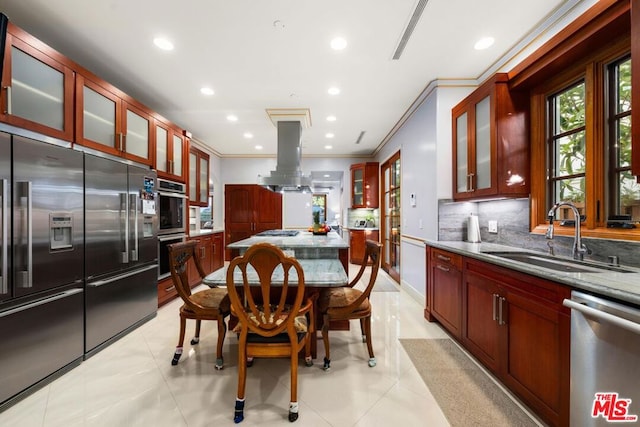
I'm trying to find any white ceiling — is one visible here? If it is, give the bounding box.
[2,0,570,157]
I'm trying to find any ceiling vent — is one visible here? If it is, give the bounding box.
[392,0,429,60]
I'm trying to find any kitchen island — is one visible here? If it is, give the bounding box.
[227,230,350,274]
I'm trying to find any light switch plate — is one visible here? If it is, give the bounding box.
[488,220,498,233]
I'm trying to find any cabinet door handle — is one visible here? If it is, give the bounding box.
[498,297,507,326]
[467,173,475,192]
[436,254,451,262]
[3,86,11,114]
[492,294,498,321]
[117,133,124,151]
[168,160,173,174]
[436,265,450,272]
[165,285,175,292]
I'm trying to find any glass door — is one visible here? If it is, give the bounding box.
[381,151,400,282]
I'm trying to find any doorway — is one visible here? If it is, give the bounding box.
[381,151,400,282]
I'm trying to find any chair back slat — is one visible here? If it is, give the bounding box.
[227,243,306,337]
[347,240,382,311]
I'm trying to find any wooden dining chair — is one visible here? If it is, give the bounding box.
[168,240,230,370]
[318,239,382,371]
[226,242,315,424]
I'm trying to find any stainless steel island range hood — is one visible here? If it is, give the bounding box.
[258,115,313,193]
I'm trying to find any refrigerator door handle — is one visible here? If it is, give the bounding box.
[0,288,83,318]
[1,179,7,294]
[16,181,33,288]
[120,192,129,263]
[130,193,139,262]
[87,264,158,288]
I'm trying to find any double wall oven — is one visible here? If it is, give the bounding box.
[157,179,188,280]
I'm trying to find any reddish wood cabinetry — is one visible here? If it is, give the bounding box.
[349,229,379,264]
[427,248,463,339]
[75,73,153,166]
[452,73,529,201]
[188,146,210,206]
[350,162,379,208]
[224,184,282,260]
[155,119,186,182]
[425,245,570,427]
[0,23,74,142]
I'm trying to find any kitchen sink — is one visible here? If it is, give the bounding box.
[480,251,635,273]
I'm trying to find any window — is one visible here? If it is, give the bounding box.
[547,81,586,220]
[607,56,640,223]
[530,39,639,240]
[312,194,326,224]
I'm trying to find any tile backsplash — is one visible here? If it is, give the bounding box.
[438,198,640,268]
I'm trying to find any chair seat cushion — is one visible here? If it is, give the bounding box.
[318,287,370,313]
[189,288,231,312]
[232,308,308,334]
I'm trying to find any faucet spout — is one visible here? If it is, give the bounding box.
[546,202,590,260]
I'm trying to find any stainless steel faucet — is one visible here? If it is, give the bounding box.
[546,201,591,260]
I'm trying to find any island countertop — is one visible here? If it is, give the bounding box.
[227,230,349,250]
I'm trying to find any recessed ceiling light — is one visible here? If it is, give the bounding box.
[200,87,214,96]
[325,133,334,138]
[328,87,340,95]
[330,37,347,50]
[474,37,495,50]
[153,37,174,51]
[226,115,238,122]
[255,145,263,150]
[324,174,330,178]
[326,115,337,122]
[324,145,333,150]
[243,132,253,138]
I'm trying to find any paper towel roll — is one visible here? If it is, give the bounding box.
[467,214,481,243]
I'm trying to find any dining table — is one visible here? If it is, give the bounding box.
[203,258,349,358]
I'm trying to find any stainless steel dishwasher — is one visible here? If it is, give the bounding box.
[563,290,640,426]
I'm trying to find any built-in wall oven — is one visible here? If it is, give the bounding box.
[158,233,187,280]
[157,179,188,280]
[158,178,187,235]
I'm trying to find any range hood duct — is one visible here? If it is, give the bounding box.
[258,121,313,192]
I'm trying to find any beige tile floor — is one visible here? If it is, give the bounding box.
[0,267,536,427]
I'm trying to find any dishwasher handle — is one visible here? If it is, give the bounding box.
[563,298,640,336]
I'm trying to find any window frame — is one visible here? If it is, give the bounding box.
[529,36,640,241]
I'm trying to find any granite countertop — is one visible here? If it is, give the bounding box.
[227,230,349,249]
[189,228,224,237]
[425,240,640,306]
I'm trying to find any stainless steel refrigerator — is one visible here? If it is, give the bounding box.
[0,131,85,407]
[84,154,158,355]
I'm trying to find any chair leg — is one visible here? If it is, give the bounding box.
[359,318,366,343]
[234,331,248,423]
[172,315,187,365]
[215,315,227,370]
[289,339,299,422]
[191,319,202,345]
[321,314,331,371]
[364,315,376,367]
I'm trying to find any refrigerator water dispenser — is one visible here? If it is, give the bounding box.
[49,212,73,251]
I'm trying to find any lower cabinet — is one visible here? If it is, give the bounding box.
[425,246,570,427]
[428,247,462,339]
[349,229,379,264]
[212,232,224,271]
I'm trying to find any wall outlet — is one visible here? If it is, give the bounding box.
[488,220,498,233]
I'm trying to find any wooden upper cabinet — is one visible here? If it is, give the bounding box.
[452,73,529,201]
[350,162,379,208]
[75,73,152,165]
[0,23,74,141]
[154,120,185,182]
[188,145,209,206]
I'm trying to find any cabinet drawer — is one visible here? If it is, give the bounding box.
[430,248,462,270]
[158,277,178,306]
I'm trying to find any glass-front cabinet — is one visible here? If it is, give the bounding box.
[154,120,185,182]
[189,146,210,206]
[350,162,379,208]
[0,23,74,141]
[452,73,529,201]
[75,74,152,165]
